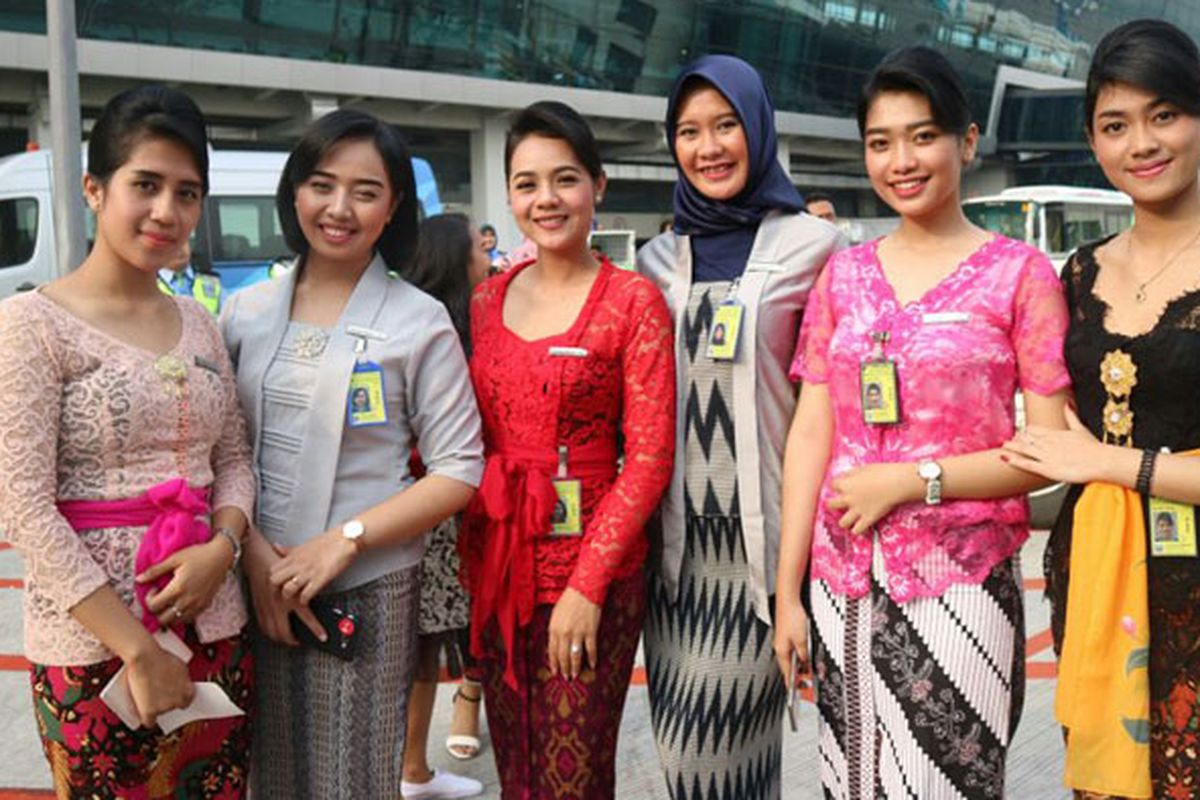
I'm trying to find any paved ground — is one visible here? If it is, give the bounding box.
[0,534,1069,798]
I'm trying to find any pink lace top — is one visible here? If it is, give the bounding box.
[0,292,255,665]
[790,235,1070,601]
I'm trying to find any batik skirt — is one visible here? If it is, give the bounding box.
[811,551,1025,800]
[479,571,646,799]
[30,627,253,800]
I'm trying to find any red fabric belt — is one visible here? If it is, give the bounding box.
[467,440,616,689]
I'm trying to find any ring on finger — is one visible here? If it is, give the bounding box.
[171,604,183,620]
[569,643,582,655]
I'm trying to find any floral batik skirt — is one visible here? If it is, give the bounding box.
[29,627,253,800]
[480,572,646,799]
[810,550,1025,800]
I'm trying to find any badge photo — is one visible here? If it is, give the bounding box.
[860,360,900,425]
[346,361,388,428]
[1149,497,1198,558]
[707,302,744,361]
[549,479,583,537]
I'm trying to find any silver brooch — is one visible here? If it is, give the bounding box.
[293,328,329,360]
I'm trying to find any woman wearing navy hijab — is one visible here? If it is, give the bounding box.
[639,55,844,798]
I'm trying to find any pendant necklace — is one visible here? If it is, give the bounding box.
[1128,225,1200,303]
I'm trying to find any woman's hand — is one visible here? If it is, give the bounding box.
[547,587,602,680]
[773,595,810,685]
[137,537,235,627]
[827,463,920,535]
[269,529,357,606]
[124,641,195,728]
[1001,406,1109,485]
[244,528,325,646]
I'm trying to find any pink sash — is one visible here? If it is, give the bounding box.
[58,477,211,631]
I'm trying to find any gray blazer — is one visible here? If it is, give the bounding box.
[638,211,846,622]
[220,254,484,591]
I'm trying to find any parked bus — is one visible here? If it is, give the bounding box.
[964,184,1132,271]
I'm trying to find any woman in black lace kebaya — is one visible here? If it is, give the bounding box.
[1002,20,1200,799]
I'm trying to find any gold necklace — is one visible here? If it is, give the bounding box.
[1126,225,1200,303]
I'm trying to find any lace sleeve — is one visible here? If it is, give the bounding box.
[0,299,109,612]
[789,254,837,383]
[1012,250,1071,396]
[201,312,256,523]
[568,282,676,604]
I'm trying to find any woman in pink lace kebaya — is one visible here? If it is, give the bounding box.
[773,48,1071,798]
[0,87,255,798]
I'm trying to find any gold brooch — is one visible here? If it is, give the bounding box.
[154,354,187,385]
[1099,350,1137,398]
[293,328,330,360]
[1102,398,1134,440]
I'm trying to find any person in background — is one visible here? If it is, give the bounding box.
[0,85,255,798]
[804,191,838,224]
[479,223,504,263]
[221,109,484,799]
[395,212,491,799]
[638,54,844,800]
[776,46,1070,798]
[1002,19,1200,799]
[157,239,224,315]
[460,100,675,798]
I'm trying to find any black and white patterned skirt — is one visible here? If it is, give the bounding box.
[811,551,1025,800]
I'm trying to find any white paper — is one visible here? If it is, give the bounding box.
[921,311,972,325]
[100,629,245,733]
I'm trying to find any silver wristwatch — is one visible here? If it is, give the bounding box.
[917,460,943,506]
[342,519,366,554]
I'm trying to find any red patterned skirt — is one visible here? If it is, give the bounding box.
[29,627,253,799]
[480,572,645,800]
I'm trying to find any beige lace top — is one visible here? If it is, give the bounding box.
[0,292,255,666]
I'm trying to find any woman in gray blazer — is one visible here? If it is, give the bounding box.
[220,110,484,800]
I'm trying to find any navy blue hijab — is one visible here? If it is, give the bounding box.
[667,55,803,281]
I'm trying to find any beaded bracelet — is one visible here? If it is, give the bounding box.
[1135,448,1158,495]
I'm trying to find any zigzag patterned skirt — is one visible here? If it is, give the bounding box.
[811,551,1025,799]
[645,515,787,799]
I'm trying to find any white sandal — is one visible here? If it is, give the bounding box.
[445,683,482,760]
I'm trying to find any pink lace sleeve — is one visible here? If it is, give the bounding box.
[789,255,837,383]
[1011,251,1071,396]
[200,311,255,523]
[0,299,109,612]
[568,282,676,604]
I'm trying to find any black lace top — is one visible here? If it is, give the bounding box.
[1047,236,1200,693]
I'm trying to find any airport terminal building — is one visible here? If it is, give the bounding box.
[1,0,1197,247]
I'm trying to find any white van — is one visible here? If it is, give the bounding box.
[963,185,1133,271]
[0,148,444,298]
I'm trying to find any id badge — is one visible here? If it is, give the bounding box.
[346,361,388,428]
[860,360,901,425]
[549,479,582,537]
[1149,497,1198,557]
[707,301,744,361]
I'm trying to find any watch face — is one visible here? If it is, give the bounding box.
[919,461,941,480]
[343,520,365,539]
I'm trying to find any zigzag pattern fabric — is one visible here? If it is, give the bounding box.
[811,549,1025,799]
[646,283,786,799]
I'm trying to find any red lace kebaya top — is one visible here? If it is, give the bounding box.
[460,258,674,669]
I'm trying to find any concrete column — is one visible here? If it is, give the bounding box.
[777,136,791,178]
[27,89,51,148]
[469,113,519,254]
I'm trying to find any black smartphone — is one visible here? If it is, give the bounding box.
[289,598,361,661]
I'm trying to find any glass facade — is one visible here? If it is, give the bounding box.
[5,1,1200,127]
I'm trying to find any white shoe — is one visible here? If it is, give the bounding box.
[401,768,484,799]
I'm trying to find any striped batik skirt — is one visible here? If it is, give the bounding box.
[810,550,1025,800]
[251,565,419,800]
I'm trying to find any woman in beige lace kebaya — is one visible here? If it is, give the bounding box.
[0,86,256,798]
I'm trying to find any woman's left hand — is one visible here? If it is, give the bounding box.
[1001,406,1107,485]
[547,587,602,680]
[827,463,919,535]
[269,529,358,605]
[138,537,235,626]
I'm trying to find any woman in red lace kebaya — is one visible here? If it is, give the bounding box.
[459,101,675,798]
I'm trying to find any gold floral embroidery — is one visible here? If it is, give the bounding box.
[1099,349,1137,445]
